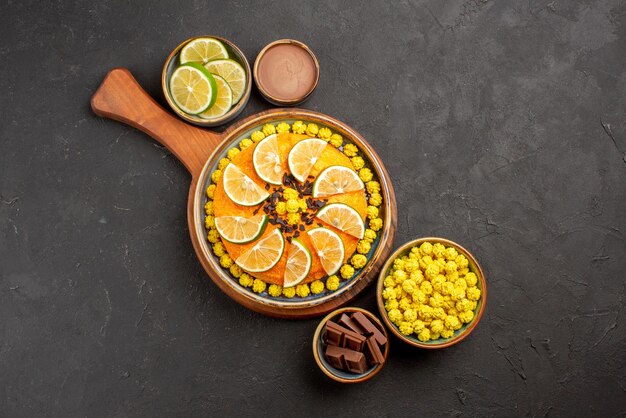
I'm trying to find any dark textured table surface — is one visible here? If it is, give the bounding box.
[1,1,625,416]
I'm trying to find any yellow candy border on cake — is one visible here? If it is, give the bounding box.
[204,121,384,299]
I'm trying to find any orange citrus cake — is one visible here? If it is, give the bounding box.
[204,121,384,299]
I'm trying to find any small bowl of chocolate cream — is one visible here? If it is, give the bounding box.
[254,39,320,106]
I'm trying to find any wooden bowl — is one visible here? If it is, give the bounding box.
[312,307,389,383]
[376,237,487,349]
[162,35,252,127]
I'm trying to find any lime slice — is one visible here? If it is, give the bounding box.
[287,138,327,183]
[312,165,364,198]
[235,228,285,273]
[204,59,247,104]
[316,203,365,240]
[180,37,228,65]
[169,63,217,114]
[252,134,285,185]
[283,238,312,287]
[308,227,345,276]
[214,214,268,244]
[222,163,269,206]
[199,74,233,119]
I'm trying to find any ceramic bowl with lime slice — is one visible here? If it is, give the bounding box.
[162,35,252,127]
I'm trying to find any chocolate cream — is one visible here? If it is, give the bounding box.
[256,43,317,101]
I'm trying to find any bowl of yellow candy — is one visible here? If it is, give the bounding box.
[376,237,486,349]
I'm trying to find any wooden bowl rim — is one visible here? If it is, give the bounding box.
[161,35,253,127]
[312,307,389,383]
[253,39,320,106]
[188,109,397,318]
[376,237,487,349]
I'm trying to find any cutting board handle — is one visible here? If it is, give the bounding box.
[91,67,222,177]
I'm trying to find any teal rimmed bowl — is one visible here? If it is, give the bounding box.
[376,237,487,348]
[312,307,389,383]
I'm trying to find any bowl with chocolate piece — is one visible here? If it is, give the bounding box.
[312,307,389,383]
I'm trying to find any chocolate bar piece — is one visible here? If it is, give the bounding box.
[337,313,365,335]
[323,321,344,346]
[323,321,366,351]
[325,345,368,374]
[352,312,387,347]
[364,336,385,366]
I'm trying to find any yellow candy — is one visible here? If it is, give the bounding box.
[351,254,367,269]
[459,310,474,324]
[296,283,310,298]
[329,133,343,147]
[262,123,276,136]
[276,122,290,133]
[238,273,253,287]
[282,287,296,298]
[268,284,282,297]
[326,275,340,291]
[227,147,240,160]
[206,184,216,198]
[305,123,319,137]
[430,319,444,334]
[218,157,230,170]
[343,143,358,157]
[351,156,365,170]
[251,131,265,142]
[229,264,243,278]
[403,309,417,322]
[317,127,332,140]
[252,279,266,293]
[357,240,371,254]
[466,286,481,301]
[465,272,478,286]
[420,281,433,295]
[359,168,373,182]
[417,328,431,342]
[393,269,407,284]
[369,218,383,231]
[340,264,355,279]
[399,321,414,336]
[419,242,433,255]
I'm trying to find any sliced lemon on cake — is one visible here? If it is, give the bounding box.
[287,138,327,183]
[222,163,269,206]
[180,37,229,65]
[199,74,233,119]
[252,134,284,185]
[283,239,312,287]
[316,203,365,239]
[214,214,268,244]
[308,227,345,276]
[235,228,285,273]
[204,59,247,104]
[169,63,217,114]
[312,165,364,198]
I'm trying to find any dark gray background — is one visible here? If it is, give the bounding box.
[1,0,625,416]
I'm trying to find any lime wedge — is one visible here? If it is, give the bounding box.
[204,59,247,104]
[316,202,365,239]
[199,74,233,119]
[287,138,327,183]
[312,165,364,198]
[308,227,345,276]
[214,214,268,244]
[283,239,312,287]
[222,163,269,206]
[235,228,285,273]
[252,134,285,185]
[180,37,228,65]
[169,63,217,114]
